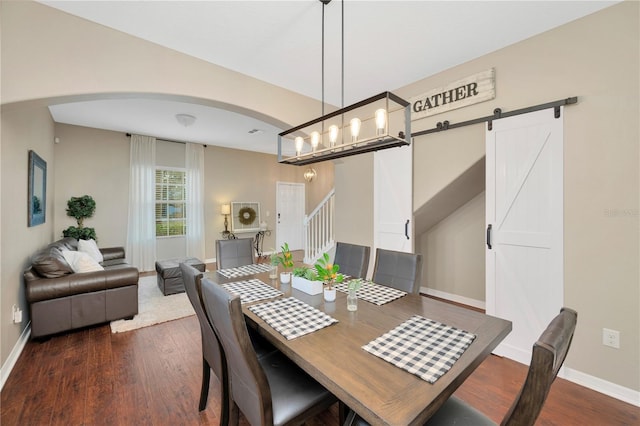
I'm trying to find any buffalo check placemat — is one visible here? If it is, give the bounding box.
[362,315,476,384]
[248,297,338,340]
[221,279,283,304]
[217,263,272,278]
[333,281,406,306]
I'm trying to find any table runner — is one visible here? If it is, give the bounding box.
[221,279,283,304]
[248,297,338,340]
[217,263,272,278]
[362,315,476,384]
[334,281,406,306]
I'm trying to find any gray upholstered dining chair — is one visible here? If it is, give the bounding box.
[216,238,255,270]
[201,277,338,426]
[344,307,578,426]
[180,263,276,420]
[333,242,370,279]
[371,248,423,294]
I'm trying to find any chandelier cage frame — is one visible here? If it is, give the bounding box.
[278,91,411,166]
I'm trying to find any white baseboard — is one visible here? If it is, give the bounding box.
[0,322,31,392]
[420,287,486,310]
[562,367,640,407]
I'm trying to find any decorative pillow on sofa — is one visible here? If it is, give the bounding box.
[77,238,104,263]
[62,250,105,273]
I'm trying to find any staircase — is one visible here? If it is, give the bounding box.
[303,189,335,264]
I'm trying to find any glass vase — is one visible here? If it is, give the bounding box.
[268,264,278,279]
[347,288,358,311]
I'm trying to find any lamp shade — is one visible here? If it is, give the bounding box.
[221,204,231,215]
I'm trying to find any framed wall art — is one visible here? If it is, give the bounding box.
[28,150,47,227]
[231,201,261,233]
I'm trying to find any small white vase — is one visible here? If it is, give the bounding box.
[280,272,291,284]
[323,287,336,302]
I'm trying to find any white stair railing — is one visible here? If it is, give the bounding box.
[303,189,335,264]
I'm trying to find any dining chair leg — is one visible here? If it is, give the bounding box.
[339,401,348,425]
[199,358,211,411]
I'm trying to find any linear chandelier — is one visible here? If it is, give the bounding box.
[278,0,411,166]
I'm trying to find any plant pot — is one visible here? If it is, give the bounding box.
[280,271,291,284]
[292,276,323,295]
[323,287,336,302]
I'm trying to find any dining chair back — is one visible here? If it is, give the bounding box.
[216,238,255,270]
[371,248,423,294]
[344,307,578,426]
[499,307,577,426]
[180,263,228,418]
[334,242,370,279]
[201,278,337,426]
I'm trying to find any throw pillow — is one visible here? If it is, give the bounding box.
[61,250,105,273]
[77,238,104,263]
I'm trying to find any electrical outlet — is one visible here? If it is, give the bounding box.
[602,328,620,349]
[12,304,23,324]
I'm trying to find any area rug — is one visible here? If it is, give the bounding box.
[110,274,195,333]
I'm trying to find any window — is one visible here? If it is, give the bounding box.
[155,168,186,237]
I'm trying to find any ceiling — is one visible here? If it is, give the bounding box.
[40,0,618,155]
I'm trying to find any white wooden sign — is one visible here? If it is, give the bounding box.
[410,68,495,120]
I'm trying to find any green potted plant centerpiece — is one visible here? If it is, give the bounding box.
[314,252,344,302]
[291,266,323,295]
[275,242,294,283]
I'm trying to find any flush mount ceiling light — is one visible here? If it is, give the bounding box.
[175,113,197,127]
[278,0,411,166]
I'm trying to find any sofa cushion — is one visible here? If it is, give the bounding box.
[78,238,104,263]
[62,250,105,273]
[31,246,73,278]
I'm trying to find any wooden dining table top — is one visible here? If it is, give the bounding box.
[205,268,512,426]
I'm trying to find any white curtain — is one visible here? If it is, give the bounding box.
[185,143,205,260]
[126,135,157,271]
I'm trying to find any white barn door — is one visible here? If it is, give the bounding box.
[374,145,413,253]
[486,108,564,365]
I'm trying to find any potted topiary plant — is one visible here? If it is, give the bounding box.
[62,195,97,240]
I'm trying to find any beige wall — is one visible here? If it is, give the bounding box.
[418,192,485,302]
[53,124,130,248]
[336,2,639,392]
[1,104,55,366]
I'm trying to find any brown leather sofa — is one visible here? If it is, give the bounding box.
[24,237,139,338]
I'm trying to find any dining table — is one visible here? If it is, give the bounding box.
[205,265,512,426]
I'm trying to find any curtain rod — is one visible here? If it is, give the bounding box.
[411,96,578,138]
[125,133,207,147]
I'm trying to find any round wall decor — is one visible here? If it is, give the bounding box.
[238,206,256,225]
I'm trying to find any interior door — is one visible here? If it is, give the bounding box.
[374,145,413,253]
[486,107,564,365]
[276,182,305,251]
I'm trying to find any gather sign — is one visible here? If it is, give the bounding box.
[410,68,495,120]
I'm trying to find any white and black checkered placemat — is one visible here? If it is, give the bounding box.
[217,263,272,278]
[334,281,407,306]
[362,315,476,384]
[221,279,283,304]
[248,297,338,340]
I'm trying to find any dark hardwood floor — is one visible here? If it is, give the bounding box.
[2,275,638,425]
